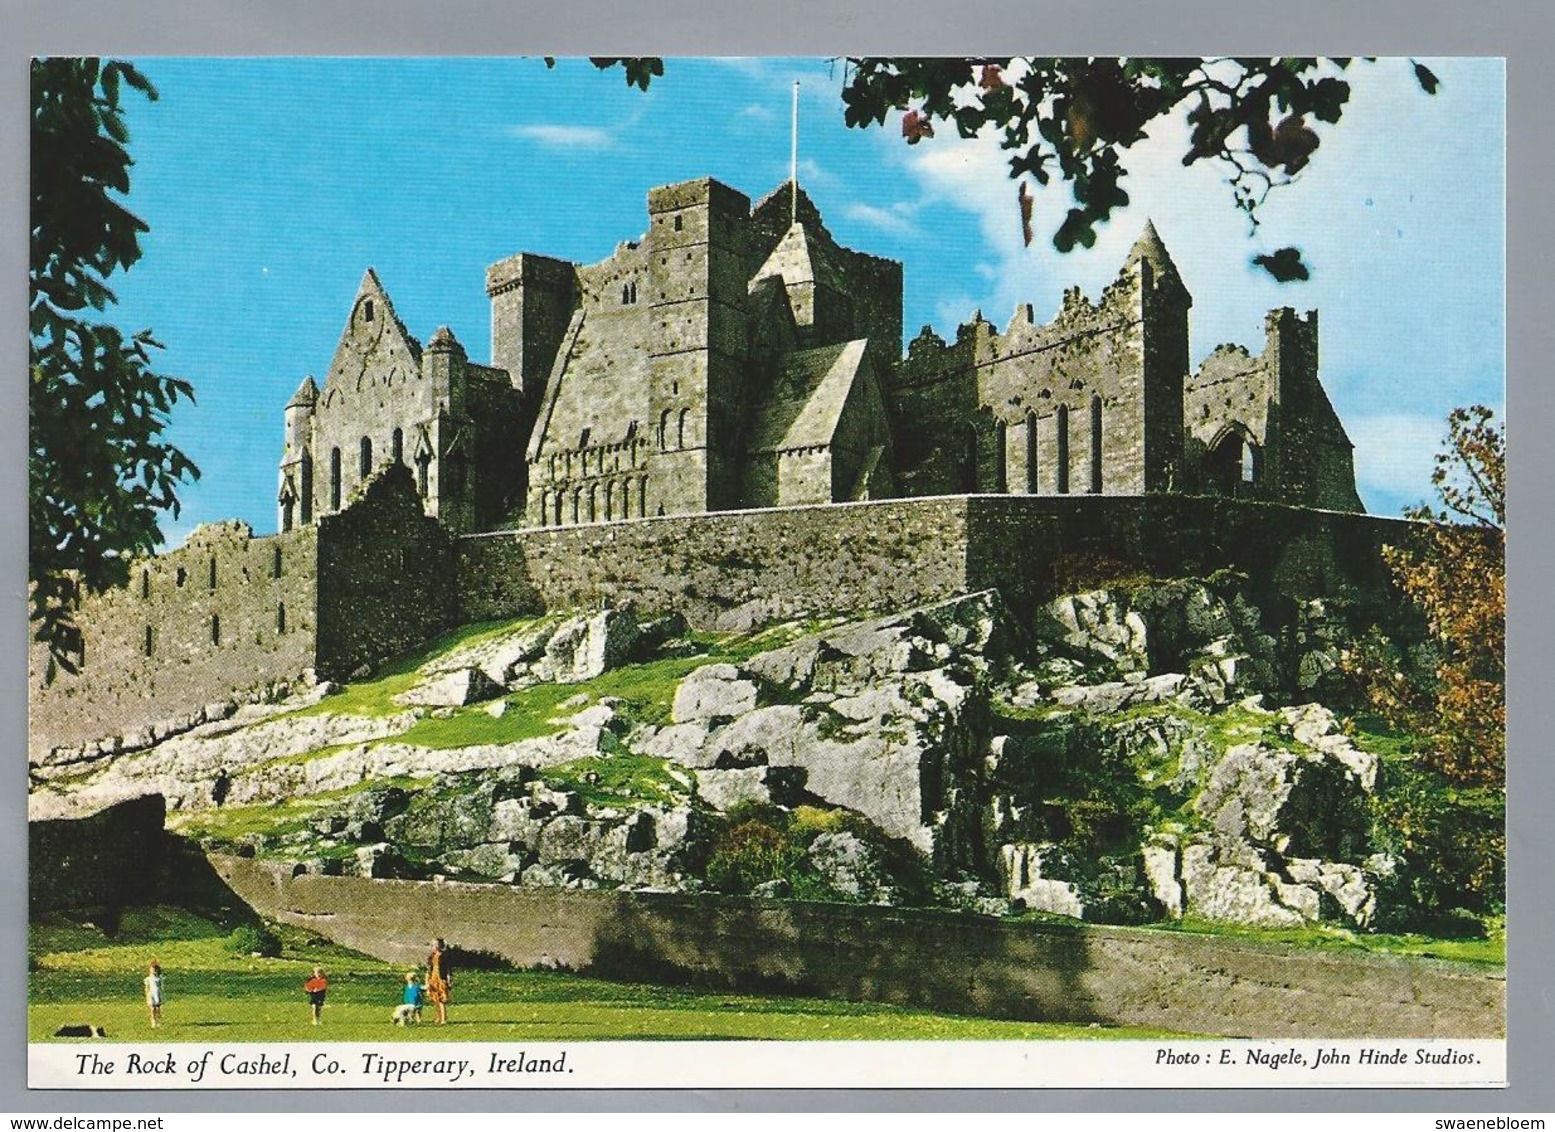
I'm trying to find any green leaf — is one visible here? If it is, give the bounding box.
[1253,246,1311,282]
[1413,62,1440,95]
[29,57,197,668]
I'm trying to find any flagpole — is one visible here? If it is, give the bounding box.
[790,80,799,225]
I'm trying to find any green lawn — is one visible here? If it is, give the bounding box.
[29,908,1183,1042]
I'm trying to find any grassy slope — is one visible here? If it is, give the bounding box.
[29,909,1182,1042]
[170,616,823,843]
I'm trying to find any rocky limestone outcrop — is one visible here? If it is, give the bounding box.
[30,580,1405,929]
[1140,702,1380,928]
[632,591,1005,861]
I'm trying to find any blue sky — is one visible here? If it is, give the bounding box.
[107,56,1504,543]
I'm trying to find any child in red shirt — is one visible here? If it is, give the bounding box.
[303,967,328,1026]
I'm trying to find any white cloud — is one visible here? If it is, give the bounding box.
[708,58,770,79]
[842,201,920,237]
[740,104,776,122]
[1347,412,1446,513]
[796,157,839,192]
[506,124,618,151]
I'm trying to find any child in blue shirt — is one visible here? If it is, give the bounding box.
[391,971,425,1025]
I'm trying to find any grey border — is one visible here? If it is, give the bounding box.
[4,0,1549,1116]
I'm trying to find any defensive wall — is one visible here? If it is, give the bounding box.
[27,521,320,757]
[458,493,1414,632]
[31,483,1414,761]
[29,465,456,760]
[213,854,1504,1039]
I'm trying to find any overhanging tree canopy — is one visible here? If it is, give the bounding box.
[30,57,199,670]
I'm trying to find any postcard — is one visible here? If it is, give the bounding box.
[25,55,1506,1091]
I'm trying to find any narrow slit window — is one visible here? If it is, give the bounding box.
[995,420,1008,493]
[1090,395,1103,494]
[1025,412,1039,494]
[1056,406,1070,494]
[300,454,313,524]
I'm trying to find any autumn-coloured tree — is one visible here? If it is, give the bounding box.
[1377,406,1505,787]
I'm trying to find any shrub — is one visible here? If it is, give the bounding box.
[1049,552,1156,596]
[706,820,791,895]
[224,922,282,958]
[1369,757,1505,927]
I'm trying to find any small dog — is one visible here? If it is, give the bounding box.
[53,1024,107,1038]
[391,1004,421,1026]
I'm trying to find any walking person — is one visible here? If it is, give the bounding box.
[425,939,452,1025]
[304,966,329,1026]
[143,962,163,1029]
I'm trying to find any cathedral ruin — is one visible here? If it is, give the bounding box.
[32,175,1379,760]
[275,176,1363,538]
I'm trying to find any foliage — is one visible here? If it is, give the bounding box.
[30,58,199,670]
[1353,406,1504,787]
[592,56,1437,281]
[706,819,791,895]
[704,804,931,904]
[1369,756,1505,922]
[224,923,283,958]
[1148,915,1503,967]
[540,753,687,808]
[1048,551,1158,595]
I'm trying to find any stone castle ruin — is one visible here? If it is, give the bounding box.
[276,177,1361,539]
[32,176,1375,759]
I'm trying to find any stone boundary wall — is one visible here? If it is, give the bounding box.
[28,467,459,759]
[458,494,1414,630]
[457,496,985,630]
[29,796,169,914]
[28,523,320,758]
[964,495,1411,619]
[213,855,1504,1039]
[30,491,1415,758]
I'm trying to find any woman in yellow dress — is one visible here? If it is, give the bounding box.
[425,938,451,1025]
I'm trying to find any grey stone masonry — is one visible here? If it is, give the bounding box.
[281,174,1366,532]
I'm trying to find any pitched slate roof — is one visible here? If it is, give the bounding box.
[748,339,869,453]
